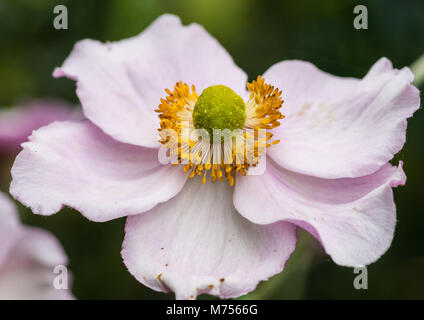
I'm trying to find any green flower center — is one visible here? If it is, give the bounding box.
[192,85,246,138]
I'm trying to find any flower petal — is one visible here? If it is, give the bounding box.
[234,158,406,267]
[0,227,73,299]
[0,99,78,152]
[19,227,69,267]
[264,58,420,179]
[122,178,297,299]
[0,192,22,265]
[10,120,187,222]
[54,14,247,148]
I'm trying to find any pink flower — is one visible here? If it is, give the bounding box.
[0,191,73,299]
[9,15,420,299]
[0,99,79,153]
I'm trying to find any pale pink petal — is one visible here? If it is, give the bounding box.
[122,178,297,299]
[10,120,187,222]
[264,58,420,179]
[54,14,247,148]
[0,227,73,300]
[18,227,69,267]
[0,192,73,299]
[0,192,23,265]
[0,99,78,152]
[234,158,406,266]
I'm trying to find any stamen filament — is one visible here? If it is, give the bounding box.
[156,76,284,186]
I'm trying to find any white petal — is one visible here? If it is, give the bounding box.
[264,58,420,178]
[10,120,187,222]
[54,14,247,148]
[234,158,405,266]
[122,178,297,299]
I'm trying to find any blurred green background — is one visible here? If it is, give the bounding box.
[0,0,423,299]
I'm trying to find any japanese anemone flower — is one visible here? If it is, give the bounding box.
[9,14,420,299]
[0,99,78,153]
[0,191,73,299]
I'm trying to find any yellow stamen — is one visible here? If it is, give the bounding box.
[156,76,284,186]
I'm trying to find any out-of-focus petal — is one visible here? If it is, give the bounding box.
[10,120,187,222]
[264,58,420,179]
[0,192,73,299]
[17,227,69,267]
[0,227,73,300]
[0,99,78,152]
[234,158,406,266]
[0,192,22,264]
[122,178,297,299]
[54,14,247,148]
